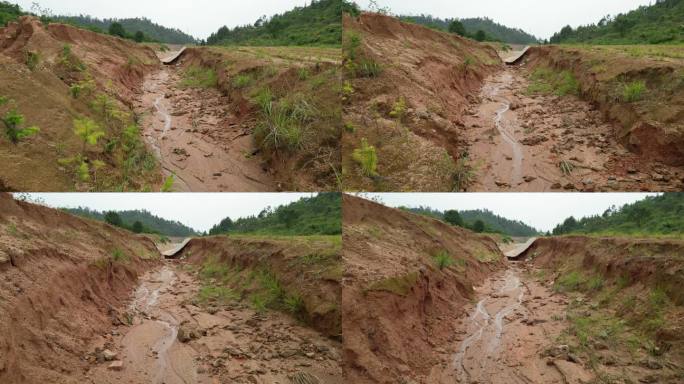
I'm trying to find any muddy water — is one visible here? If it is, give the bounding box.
[124,266,195,384]
[453,268,526,383]
[464,66,675,192]
[138,55,274,192]
[485,72,523,186]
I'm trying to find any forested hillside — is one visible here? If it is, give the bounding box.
[550,0,684,44]
[54,16,196,44]
[399,14,538,44]
[1,2,195,43]
[65,208,198,236]
[209,193,341,236]
[403,207,539,236]
[206,0,356,46]
[0,1,21,26]
[552,194,684,236]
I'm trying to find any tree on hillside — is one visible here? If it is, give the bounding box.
[278,206,300,228]
[474,30,486,42]
[448,20,466,36]
[134,30,145,42]
[109,22,126,38]
[473,220,485,233]
[104,211,123,227]
[444,210,464,227]
[132,221,143,233]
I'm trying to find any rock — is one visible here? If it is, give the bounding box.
[102,349,117,361]
[551,183,562,190]
[567,353,582,364]
[177,324,201,343]
[107,361,124,371]
[523,176,536,183]
[289,371,320,384]
[641,359,663,370]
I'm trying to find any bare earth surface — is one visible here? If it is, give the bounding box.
[465,64,683,192]
[86,261,341,384]
[136,51,274,192]
[428,242,595,384]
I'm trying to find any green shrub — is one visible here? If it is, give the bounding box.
[1,103,39,143]
[111,248,130,263]
[254,102,303,151]
[352,138,378,177]
[232,74,253,89]
[622,80,646,102]
[359,59,382,77]
[26,51,39,70]
[389,97,407,120]
[432,250,454,270]
[161,174,175,192]
[181,66,218,88]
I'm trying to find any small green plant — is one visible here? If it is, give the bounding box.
[559,160,574,176]
[297,67,310,80]
[341,81,354,103]
[343,31,361,61]
[389,97,407,120]
[26,50,40,70]
[69,78,96,99]
[254,102,302,151]
[284,293,305,315]
[161,174,175,192]
[527,67,579,96]
[359,59,382,78]
[111,248,130,263]
[198,285,237,305]
[622,80,646,102]
[432,250,454,270]
[554,271,586,292]
[73,117,105,153]
[452,154,476,191]
[352,138,378,177]
[232,74,252,89]
[344,122,356,133]
[253,88,273,111]
[0,97,40,143]
[181,66,218,88]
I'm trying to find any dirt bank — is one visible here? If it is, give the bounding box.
[0,16,160,191]
[177,236,342,338]
[342,195,505,383]
[526,45,684,167]
[464,62,684,191]
[342,13,501,191]
[159,46,341,191]
[520,236,684,383]
[0,193,160,383]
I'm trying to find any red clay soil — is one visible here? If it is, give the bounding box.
[521,236,684,382]
[526,46,684,167]
[177,236,342,339]
[342,195,505,383]
[0,16,160,191]
[0,193,160,384]
[342,13,501,191]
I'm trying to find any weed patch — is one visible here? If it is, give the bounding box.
[181,66,218,88]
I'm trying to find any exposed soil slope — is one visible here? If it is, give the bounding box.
[527,46,684,168]
[520,236,684,383]
[170,235,344,382]
[342,13,501,191]
[147,46,341,191]
[0,193,160,384]
[342,195,505,383]
[0,16,160,191]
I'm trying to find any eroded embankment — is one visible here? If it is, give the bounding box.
[0,16,161,191]
[342,195,505,383]
[159,46,341,191]
[526,46,684,167]
[177,235,342,338]
[520,236,684,383]
[342,12,501,191]
[0,193,160,384]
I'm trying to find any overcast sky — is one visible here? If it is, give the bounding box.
[14,0,315,39]
[356,0,653,39]
[361,193,657,232]
[13,1,652,40]
[22,193,314,232]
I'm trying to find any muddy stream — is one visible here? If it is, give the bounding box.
[138,51,274,192]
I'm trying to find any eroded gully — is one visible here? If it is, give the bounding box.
[138,52,274,192]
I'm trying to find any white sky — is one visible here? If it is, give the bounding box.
[356,0,653,39]
[12,1,652,40]
[360,193,657,232]
[22,193,315,232]
[14,0,316,40]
